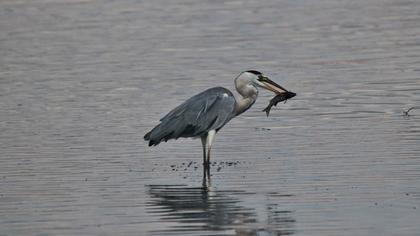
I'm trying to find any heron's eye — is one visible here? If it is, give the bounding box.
[257,76,267,81]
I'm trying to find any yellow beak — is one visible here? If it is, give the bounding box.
[259,77,289,95]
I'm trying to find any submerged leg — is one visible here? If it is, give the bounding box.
[206,130,216,166]
[202,165,211,190]
[201,136,207,167]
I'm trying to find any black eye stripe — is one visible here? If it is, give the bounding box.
[246,70,262,76]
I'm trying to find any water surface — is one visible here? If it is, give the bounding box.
[1,0,420,235]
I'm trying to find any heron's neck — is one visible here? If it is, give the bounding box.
[234,93,257,116]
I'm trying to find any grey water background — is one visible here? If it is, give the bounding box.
[1,0,420,235]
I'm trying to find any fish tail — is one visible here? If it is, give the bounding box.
[262,107,270,117]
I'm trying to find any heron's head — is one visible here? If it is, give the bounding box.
[239,70,289,95]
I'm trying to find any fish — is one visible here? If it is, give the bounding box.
[262,91,296,116]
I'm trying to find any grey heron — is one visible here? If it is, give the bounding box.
[144,70,292,168]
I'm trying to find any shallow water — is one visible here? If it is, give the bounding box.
[1,0,420,235]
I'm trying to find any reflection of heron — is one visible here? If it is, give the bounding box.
[144,71,291,167]
[146,171,295,235]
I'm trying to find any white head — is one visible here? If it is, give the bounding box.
[235,70,288,98]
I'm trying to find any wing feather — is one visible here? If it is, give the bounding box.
[144,87,236,146]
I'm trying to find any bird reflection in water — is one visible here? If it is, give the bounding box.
[146,168,296,236]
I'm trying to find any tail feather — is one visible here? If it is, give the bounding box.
[144,126,162,146]
[143,131,153,146]
[144,121,180,146]
[144,131,151,140]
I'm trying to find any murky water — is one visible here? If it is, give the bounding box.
[1,0,420,235]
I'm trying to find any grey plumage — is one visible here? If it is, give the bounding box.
[144,71,293,169]
[144,87,235,146]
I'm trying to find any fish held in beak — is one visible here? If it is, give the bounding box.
[262,91,296,117]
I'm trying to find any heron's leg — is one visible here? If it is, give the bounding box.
[206,130,216,166]
[206,167,211,186]
[201,135,207,166]
[202,166,211,189]
[202,165,207,188]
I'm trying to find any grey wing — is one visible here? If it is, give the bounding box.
[144,87,236,146]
